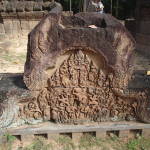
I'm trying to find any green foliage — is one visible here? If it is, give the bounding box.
[5,134,16,143]
[79,134,103,150]
[127,139,139,150]
[23,137,52,150]
[57,135,75,150]
[0,134,16,150]
[126,137,150,150]
[1,134,150,150]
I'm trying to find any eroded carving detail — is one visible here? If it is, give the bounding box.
[19,50,139,123]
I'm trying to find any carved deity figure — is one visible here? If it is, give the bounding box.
[21,50,137,123]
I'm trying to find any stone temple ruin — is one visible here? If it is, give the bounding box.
[0,0,62,38]
[23,12,138,123]
[0,11,150,129]
[0,0,150,139]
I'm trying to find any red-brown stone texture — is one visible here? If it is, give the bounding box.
[24,12,135,91]
[1,13,150,128]
[21,12,149,124]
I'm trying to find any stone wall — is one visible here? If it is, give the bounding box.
[135,0,150,55]
[0,0,55,13]
[0,0,62,39]
[0,11,46,39]
[0,0,65,59]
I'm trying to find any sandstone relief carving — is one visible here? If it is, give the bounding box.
[19,50,148,123]
[21,12,150,124]
[0,12,150,128]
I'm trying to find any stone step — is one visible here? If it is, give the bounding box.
[2,122,150,142]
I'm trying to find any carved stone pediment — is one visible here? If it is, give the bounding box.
[19,49,141,123]
[0,12,150,128]
[13,13,149,125]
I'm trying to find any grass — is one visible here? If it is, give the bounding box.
[57,135,76,150]
[22,137,52,150]
[0,53,26,63]
[0,51,26,72]
[126,138,150,150]
[0,134,150,150]
[0,134,16,150]
[79,134,103,150]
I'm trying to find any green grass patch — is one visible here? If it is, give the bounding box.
[0,134,150,150]
[23,137,53,150]
[57,135,76,150]
[0,134,16,150]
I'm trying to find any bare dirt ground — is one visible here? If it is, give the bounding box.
[0,37,27,73]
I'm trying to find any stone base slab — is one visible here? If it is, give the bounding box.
[2,122,150,140]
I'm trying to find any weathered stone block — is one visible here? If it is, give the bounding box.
[16,12,26,20]
[3,20,13,35]
[0,4,6,12]
[21,20,30,31]
[21,134,34,142]
[25,1,34,12]
[6,2,17,12]
[0,23,5,34]
[16,2,25,12]
[21,12,150,124]
[142,129,150,138]
[33,11,44,19]
[33,2,43,11]
[0,34,7,41]
[0,8,150,128]
[0,135,6,144]
[0,0,61,13]
[29,20,39,30]
[96,131,107,138]
[12,20,22,36]
[72,133,83,143]
[24,13,135,91]
[47,133,59,140]
[119,130,130,138]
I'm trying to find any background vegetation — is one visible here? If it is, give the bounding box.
[56,0,137,20]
